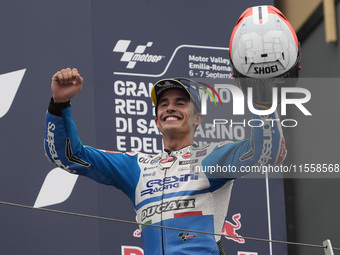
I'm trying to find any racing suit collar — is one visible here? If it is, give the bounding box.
[163,144,198,156]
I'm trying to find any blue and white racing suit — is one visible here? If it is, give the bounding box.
[44,100,286,255]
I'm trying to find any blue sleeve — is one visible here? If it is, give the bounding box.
[44,107,140,203]
[203,111,286,180]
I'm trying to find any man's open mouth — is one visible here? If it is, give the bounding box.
[164,116,180,121]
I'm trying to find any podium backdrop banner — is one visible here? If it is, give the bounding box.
[0,1,289,255]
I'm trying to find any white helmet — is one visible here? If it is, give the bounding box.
[229,5,301,106]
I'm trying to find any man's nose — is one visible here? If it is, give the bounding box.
[166,102,176,112]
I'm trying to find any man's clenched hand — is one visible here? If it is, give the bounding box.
[51,68,83,103]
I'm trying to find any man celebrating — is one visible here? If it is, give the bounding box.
[44,5,299,255]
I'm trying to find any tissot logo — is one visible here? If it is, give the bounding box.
[113,40,164,69]
[0,69,26,118]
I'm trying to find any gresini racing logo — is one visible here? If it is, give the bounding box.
[113,40,164,69]
[141,199,195,221]
[141,173,199,196]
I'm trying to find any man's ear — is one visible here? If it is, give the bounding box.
[155,117,159,128]
[193,113,204,126]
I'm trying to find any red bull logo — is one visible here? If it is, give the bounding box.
[222,213,245,244]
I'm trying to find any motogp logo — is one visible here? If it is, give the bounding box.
[113,40,164,69]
